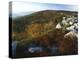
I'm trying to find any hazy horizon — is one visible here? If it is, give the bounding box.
[9,1,78,18]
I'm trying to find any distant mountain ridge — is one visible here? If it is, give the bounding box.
[10,10,77,18]
[9,11,35,18]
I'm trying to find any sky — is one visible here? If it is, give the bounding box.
[9,1,78,17]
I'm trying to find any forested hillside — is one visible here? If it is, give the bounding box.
[11,10,78,58]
